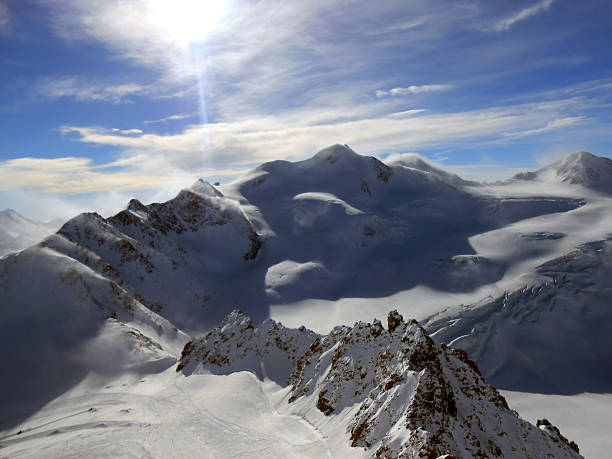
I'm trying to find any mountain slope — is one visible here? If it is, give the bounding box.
[426,238,612,394]
[180,310,581,458]
[46,180,266,332]
[0,242,188,429]
[385,153,478,187]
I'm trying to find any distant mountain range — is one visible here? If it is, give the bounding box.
[0,209,61,256]
[512,151,612,194]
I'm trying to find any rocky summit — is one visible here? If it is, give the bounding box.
[179,310,581,458]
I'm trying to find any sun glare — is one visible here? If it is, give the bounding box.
[147,0,228,47]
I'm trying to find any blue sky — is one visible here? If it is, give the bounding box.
[1,0,612,219]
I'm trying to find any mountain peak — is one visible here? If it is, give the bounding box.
[550,151,612,191]
[312,144,360,164]
[511,151,612,194]
[1,208,18,217]
[568,150,595,160]
[0,208,30,223]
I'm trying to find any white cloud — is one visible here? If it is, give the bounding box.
[54,96,589,176]
[36,77,147,103]
[111,128,143,135]
[143,113,195,124]
[489,0,555,33]
[40,0,480,119]
[388,109,428,118]
[504,116,585,138]
[376,85,453,97]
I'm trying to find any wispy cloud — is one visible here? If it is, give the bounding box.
[0,155,197,194]
[36,77,147,103]
[489,0,555,33]
[110,128,143,135]
[143,113,195,124]
[39,1,477,119]
[504,116,585,138]
[34,76,192,104]
[388,109,428,118]
[56,96,590,177]
[0,1,10,35]
[376,85,453,98]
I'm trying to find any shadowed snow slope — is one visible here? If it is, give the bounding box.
[227,144,582,301]
[0,243,188,429]
[180,310,582,458]
[426,238,612,394]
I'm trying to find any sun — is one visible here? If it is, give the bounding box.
[146,0,228,48]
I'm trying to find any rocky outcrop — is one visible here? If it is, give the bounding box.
[177,310,319,385]
[39,180,265,333]
[109,181,263,261]
[180,310,582,458]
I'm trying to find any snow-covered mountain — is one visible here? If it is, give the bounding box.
[0,209,59,256]
[53,180,264,331]
[512,151,612,194]
[228,144,581,301]
[0,145,584,342]
[1,145,612,457]
[180,310,581,458]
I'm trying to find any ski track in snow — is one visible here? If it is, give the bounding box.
[0,369,333,458]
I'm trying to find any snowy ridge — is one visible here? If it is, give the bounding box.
[426,238,612,394]
[45,180,264,332]
[178,310,319,385]
[180,310,581,458]
[110,180,262,262]
[385,153,478,187]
